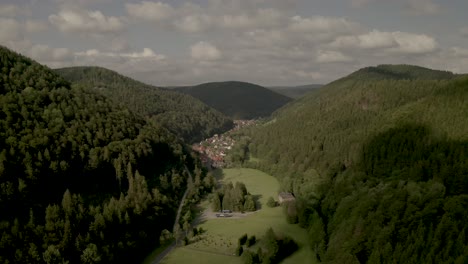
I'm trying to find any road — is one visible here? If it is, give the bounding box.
[147,165,193,264]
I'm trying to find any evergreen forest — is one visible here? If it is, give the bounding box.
[174,81,292,119]
[55,67,233,144]
[0,46,215,263]
[235,65,468,263]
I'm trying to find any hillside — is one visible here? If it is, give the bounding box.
[236,65,468,263]
[0,46,215,263]
[269,84,323,99]
[55,67,233,143]
[174,81,292,119]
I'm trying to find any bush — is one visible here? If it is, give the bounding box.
[246,235,256,247]
[267,197,277,207]
[239,233,248,245]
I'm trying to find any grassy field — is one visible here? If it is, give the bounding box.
[161,168,316,264]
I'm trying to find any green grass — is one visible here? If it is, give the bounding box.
[141,240,174,264]
[162,168,316,264]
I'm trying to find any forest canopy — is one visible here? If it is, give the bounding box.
[55,66,234,144]
[0,46,214,263]
[236,65,468,263]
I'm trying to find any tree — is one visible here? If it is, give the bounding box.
[239,234,248,245]
[212,192,222,211]
[246,236,256,247]
[244,195,256,212]
[235,245,244,256]
[80,244,101,264]
[267,197,276,208]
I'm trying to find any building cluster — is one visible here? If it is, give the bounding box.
[192,120,257,168]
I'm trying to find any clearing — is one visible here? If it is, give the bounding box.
[160,168,316,264]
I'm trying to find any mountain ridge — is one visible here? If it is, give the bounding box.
[55,66,234,143]
[174,81,292,119]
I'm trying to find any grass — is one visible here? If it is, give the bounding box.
[161,168,317,264]
[141,240,174,264]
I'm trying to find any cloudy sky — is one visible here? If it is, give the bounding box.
[1,0,468,86]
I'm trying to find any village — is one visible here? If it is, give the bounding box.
[192,120,256,168]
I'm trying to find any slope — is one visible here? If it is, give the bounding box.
[0,46,215,264]
[269,84,323,99]
[55,67,233,143]
[239,64,468,263]
[174,81,292,119]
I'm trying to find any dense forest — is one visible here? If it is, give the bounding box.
[268,84,323,99]
[173,81,291,119]
[55,67,233,144]
[0,46,215,263]
[233,65,468,263]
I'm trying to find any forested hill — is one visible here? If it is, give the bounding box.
[268,84,323,99]
[239,65,468,263]
[342,64,457,81]
[0,46,215,263]
[55,66,233,143]
[173,81,292,119]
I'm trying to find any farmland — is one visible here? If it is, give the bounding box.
[161,168,316,264]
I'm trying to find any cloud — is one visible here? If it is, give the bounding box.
[405,0,441,15]
[191,42,222,61]
[332,30,438,54]
[126,1,174,21]
[174,14,213,32]
[290,16,358,34]
[350,0,375,8]
[49,9,124,35]
[75,48,165,60]
[332,30,396,49]
[460,27,468,38]
[451,47,468,57]
[25,20,49,33]
[30,44,73,61]
[0,18,22,42]
[316,50,353,63]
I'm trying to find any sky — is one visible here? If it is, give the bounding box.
[1,0,468,86]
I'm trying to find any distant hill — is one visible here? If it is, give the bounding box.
[239,64,468,263]
[174,81,292,119]
[268,84,323,98]
[0,46,215,263]
[55,67,233,143]
[344,64,456,81]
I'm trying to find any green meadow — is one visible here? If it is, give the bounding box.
[161,168,316,264]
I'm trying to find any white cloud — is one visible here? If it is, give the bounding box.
[75,48,165,60]
[332,30,397,49]
[49,9,124,35]
[389,31,438,54]
[30,44,73,61]
[290,16,358,34]
[316,50,353,63]
[405,0,441,15]
[126,1,174,21]
[191,42,222,61]
[332,30,438,54]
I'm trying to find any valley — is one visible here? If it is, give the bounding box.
[160,168,317,264]
[0,44,467,264]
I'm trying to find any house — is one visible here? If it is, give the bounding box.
[278,192,295,204]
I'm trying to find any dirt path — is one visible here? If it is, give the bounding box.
[146,165,193,264]
[172,165,193,233]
